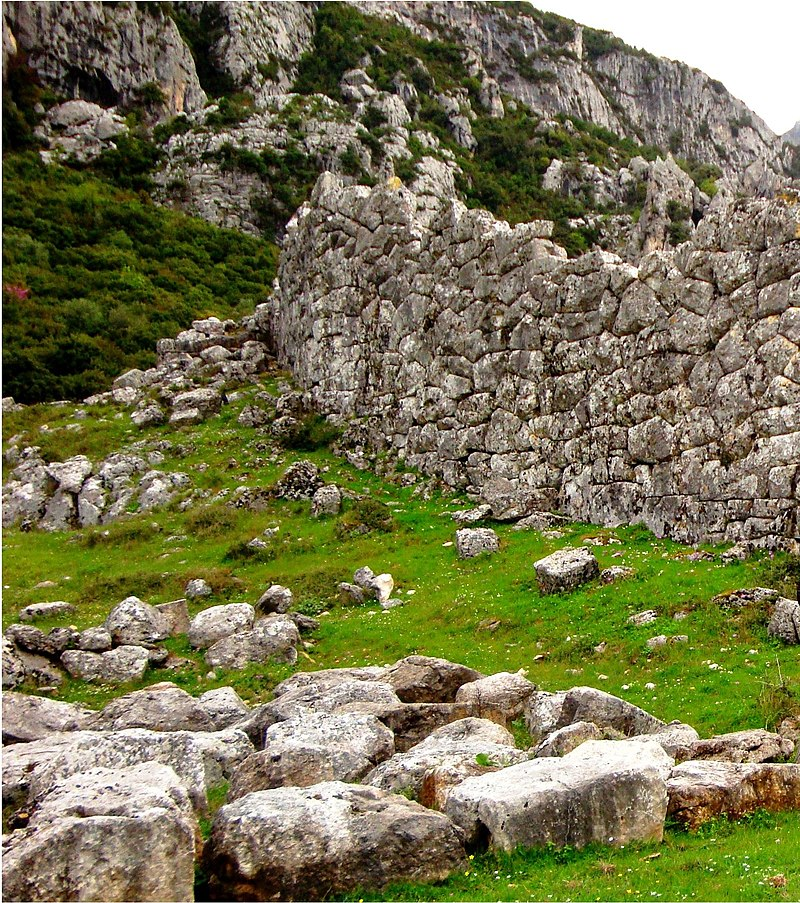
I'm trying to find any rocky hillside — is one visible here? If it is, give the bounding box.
[4,1,787,184]
[348,1,786,185]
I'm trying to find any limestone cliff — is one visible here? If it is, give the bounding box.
[264,175,800,546]
[347,1,785,187]
[3,1,205,115]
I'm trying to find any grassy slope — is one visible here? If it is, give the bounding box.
[3,383,799,900]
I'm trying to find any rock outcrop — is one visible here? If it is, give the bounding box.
[4,2,205,115]
[348,1,785,185]
[265,175,799,546]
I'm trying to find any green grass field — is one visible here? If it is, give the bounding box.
[3,382,799,900]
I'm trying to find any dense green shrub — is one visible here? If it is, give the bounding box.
[335,497,395,537]
[278,414,342,451]
[2,154,277,403]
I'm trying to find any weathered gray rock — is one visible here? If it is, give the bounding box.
[2,692,92,744]
[82,682,216,733]
[61,645,150,684]
[385,655,483,703]
[204,615,300,670]
[768,597,800,644]
[187,603,255,649]
[204,782,467,900]
[452,504,492,525]
[712,586,779,609]
[1,764,197,903]
[667,760,800,829]
[534,547,599,594]
[2,636,27,689]
[271,459,323,499]
[311,483,342,516]
[18,601,75,622]
[3,727,253,812]
[446,739,673,850]
[104,596,170,647]
[455,527,499,559]
[534,721,607,757]
[256,584,294,615]
[184,577,212,599]
[525,686,665,742]
[229,712,395,798]
[4,623,77,658]
[271,665,389,698]
[600,566,636,584]
[629,721,701,758]
[677,729,795,764]
[454,671,537,720]
[155,599,191,636]
[198,687,250,730]
[366,717,526,803]
[77,626,113,652]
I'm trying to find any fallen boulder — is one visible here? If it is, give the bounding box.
[229,713,394,799]
[1,763,197,903]
[104,596,170,647]
[455,527,499,559]
[204,782,466,900]
[366,717,526,804]
[454,671,536,720]
[667,760,800,829]
[81,683,216,733]
[446,739,673,851]
[2,692,92,744]
[61,645,150,684]
[204,615,300,670]
[384,655,483,703]
[533,547,599,594]
[187,603,255,649]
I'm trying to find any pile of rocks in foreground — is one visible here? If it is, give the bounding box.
[3,656,799,902]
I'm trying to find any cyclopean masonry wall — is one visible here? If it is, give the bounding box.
[264,174,800,546]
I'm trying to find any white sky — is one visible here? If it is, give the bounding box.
[523,0,799,136]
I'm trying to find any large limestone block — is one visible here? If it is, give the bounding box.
[455,671,537,720]
[2,727,253,812]
[525,686,665,742]
[2,692,92,744]
[768,596,800,644]
[445,740,673,851]
[187,603,255,649]
[204,615,300,669]
[229,712,395,798]
[82,682,216,733]
[204,782,467,900]
[667,760,800,829]
[455,527,499,558]
[366,717,526,802]
[104,596,170,646]
[384,654,483,703]
[533,547,599,594]
[677,728,795,764]
[1,764,196,903]
[61,645,150,684]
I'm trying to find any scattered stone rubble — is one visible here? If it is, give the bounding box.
[3,656,799,901]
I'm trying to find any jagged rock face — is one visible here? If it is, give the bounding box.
[784,121,800,147]
[348,1,784,186]
[175,1,315,100]
[266,175,800,546]
[4,1,205,115]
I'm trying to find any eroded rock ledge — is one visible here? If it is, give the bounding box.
[265,175,799,546]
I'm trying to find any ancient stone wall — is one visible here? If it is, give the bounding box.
[265,174,800,546]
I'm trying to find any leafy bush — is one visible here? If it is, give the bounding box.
[335,497,395,537]
[277,414,342,451]
[2,153,277,403]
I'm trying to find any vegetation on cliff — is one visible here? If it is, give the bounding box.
[2,154,277,403]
